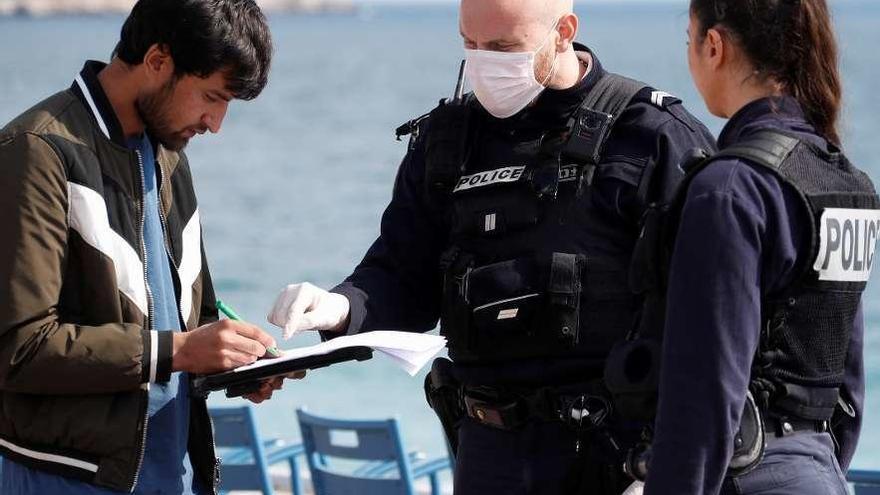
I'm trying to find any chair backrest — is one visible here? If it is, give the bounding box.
[850,470,880,495]
[296,408,416,495]
[210,406,273,494]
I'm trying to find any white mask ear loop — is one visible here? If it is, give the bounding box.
[538,48,560,87]
[535,22,561,87]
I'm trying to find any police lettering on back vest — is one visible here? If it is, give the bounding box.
[616,130,880,479]
[815,209,880,282]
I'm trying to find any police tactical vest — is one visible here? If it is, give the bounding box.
[425,73,655,364]
[662,130,879,421]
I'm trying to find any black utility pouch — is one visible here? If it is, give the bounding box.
[773,383,840,421]
[463,254,586,358]
[424,358,464,457]
[546,253,586,346]
[467,258,543,343]
[604,338,662,421]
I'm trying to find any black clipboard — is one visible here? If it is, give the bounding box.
[190,346,373,399]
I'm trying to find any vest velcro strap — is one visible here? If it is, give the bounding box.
[770,383,840,421]
[548,253,583,308]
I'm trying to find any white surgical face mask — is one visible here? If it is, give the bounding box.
[464,23,560,119]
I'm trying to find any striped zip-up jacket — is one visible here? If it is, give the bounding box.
[0,61,219,492]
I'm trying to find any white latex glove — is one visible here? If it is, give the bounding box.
[621,481,644,495]
[267,282,350,339]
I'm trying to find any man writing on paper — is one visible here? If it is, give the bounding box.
[268,0,716,492]
[0,0,280,493]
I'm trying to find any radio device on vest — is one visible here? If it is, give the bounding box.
[562,73,647,165]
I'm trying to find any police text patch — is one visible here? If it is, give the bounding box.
[813,208,880,282]
[453,164,582,193]
[454,166,526,193]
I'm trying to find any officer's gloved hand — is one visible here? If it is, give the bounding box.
[267,282,350,339]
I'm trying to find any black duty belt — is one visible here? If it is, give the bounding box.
[462,384,612,432]
[763,417,828,438]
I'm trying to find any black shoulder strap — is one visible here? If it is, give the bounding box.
[709,130,801,171]
[583,73,647,117]
[665,130,803,282]
[562,73,647,165]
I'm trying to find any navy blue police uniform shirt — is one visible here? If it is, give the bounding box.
[644,96,865,495]
[331,46,717,387]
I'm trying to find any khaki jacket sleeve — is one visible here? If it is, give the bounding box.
[0,132,157,395]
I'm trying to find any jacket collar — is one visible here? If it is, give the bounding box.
[717,95,827,151]
[70,60,128,147]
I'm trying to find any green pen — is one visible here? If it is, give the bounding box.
[215,299,282,358]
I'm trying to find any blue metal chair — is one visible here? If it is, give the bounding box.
[849,469,880,494]
[210,406,305,495]
[296,408,451,495]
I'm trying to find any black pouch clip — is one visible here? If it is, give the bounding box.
[547,253,585,345]
[439,247,474,351]
[772,383,840,421]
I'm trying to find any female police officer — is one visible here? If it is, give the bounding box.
[643,0,878,494]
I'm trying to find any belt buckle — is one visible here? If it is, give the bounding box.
[562,394,611,431]
[465,395,521,430]
[561,394,615,454]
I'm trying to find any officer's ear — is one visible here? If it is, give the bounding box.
[556,13,578,52]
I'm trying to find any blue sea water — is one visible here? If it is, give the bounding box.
[1,0,879,483]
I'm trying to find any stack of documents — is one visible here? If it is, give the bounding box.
[235,331,447,376]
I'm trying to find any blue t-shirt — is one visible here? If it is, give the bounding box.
[2,134,200,494]
[135,133,200,495]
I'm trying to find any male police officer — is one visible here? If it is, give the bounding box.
[269,0,715,492]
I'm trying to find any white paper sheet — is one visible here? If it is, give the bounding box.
[234,331,446,377]
[621,481,644,495]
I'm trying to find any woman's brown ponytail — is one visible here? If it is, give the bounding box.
[690,0,843,145]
